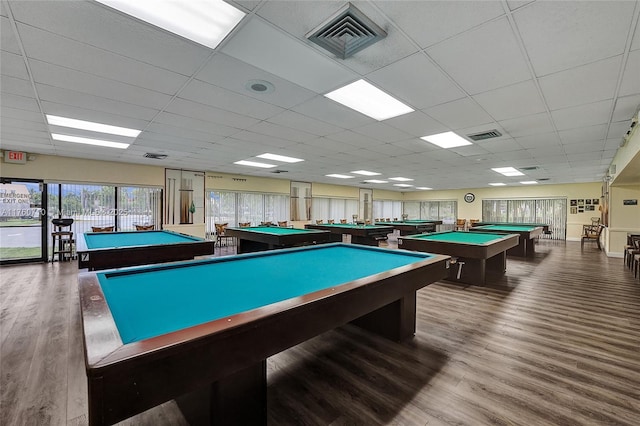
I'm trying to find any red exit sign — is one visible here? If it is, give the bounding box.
[4,151,27,164]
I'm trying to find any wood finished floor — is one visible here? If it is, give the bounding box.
[1,240,639,425]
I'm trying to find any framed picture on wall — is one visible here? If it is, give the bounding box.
[570,199,577,206]
[578,207,584,213]
[570,207,577,214]
[592,199,599,205]
[585,199,592,205]
[577,199,584,206]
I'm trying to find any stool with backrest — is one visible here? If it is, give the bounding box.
[239,222,251,228]
[92,226,114,232]
[135,224,154,231]
[456,219,467,231]
[51,218,75,262]
[215,223,232,247]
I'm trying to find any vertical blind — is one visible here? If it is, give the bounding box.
[373,200,402,220]
[482,198,567,239]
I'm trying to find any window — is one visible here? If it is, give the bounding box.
[373,200,402,220]
[482,198,567,239]
[312,197,358,222]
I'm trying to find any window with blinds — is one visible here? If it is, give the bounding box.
[482,198,567,239]
[373,200,402,220]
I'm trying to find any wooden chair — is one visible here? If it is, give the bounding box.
[581,224,604,250]
[316,219,323,224]
[340,219,347,224]
[365,219,371,225]
[260,221,273,226]
[278,221,288,227]
[385,218,391,222]
[455,219,466,231]
[91,226,114,232]
[327,219,335,224]
[624,236,640,269]
[239,222,251,228]
[135,224,155,231]
[469,219,480,227]
[215,223,233,247]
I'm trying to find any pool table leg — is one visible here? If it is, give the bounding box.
[176,360,267,426]
[350,293,417,341]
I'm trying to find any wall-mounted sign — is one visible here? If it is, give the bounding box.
[4,151,27,164]
[623,199,638,206]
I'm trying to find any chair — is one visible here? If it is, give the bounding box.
[327,219,335,224]
[385,218,391,222]
[215,223,233,247]
[260,221,273,226]
[91,226,114,232]
[624,236,640,269]
[239,222,251,228]
[278,221,288,227]
[365,219,371,225]
[455,219,467,231]
[316,219,323,224]
[590,217,601,226]
[135,224,155,231]
[469,219,480,227]
[340,219,347,224]
[51,218,75,262]
[581,224,604,250]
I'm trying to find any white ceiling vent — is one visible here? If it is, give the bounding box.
[306,3,387,59]
[467,129,502,141]
[143,153,167,159]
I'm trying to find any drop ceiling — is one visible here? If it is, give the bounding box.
[1,0,639,190]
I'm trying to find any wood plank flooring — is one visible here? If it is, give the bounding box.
[1,240,639,425]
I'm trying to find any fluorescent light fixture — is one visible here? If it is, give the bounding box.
[326,174,354,179]
[492,167,524,176]
[520,181,538,185]
[393,183,413,187]
[389,177,414,182]
[46,115,141,137]
[421,131,472,148]
[324,79,414,121]
[234,160,277,168]
[51,133,129,149]
[416,187,433,190]
[489,183,507,186]
[256,153,304,163]
[95,0,245,49]
[350,170,381,176]
[364,180,388,184]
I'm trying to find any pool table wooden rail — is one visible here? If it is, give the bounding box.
[79,246,451,425]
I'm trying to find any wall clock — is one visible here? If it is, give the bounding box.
[464,193,475,203]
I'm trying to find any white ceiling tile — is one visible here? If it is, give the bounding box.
[551,100,613,131]
[477,138,524,153]
[231,130,299,149]
[473,80,546,120]
[39,101,149,131]
[367,53,465,110]
[498,113,555,137]
[1,106,42,124]
[352,122,413,143]
[426,17,531,94]
[612,94,640,122]
[607,121,633,140]
[266,110,344,137]
[325,130,385,148]
[389,139,439,154]
[562,141,603,154]
[514,1,635,76]
[425,98,494,129]
[164,98,259,130]
[221,17,357,93]
[245,121,317,144]
[558,124,607,144]
[1,16,20,54]
[153,111,241,138]
[292,96,374,129]
[181,80,284,120]
[376,1,504,49]
[385,111,448,138]
[16,23,190,95]
[144,122,228,143]
[36,85,160,121]
[29,59,172,109]
[1,92,40,112]
[619,49,640,97]
[539,56,622,111]
[1,74,33,97]
[514,132,561,148]
[1,51,28,79]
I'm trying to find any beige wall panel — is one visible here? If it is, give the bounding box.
[607,185,640,256]
[205,172,290,194]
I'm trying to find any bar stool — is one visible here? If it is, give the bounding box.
[51,218,75,262]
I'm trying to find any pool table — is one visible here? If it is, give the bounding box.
[398,231,519,285]
[79,244,450,426]
[304,222,394,246]
[225,225,332,253]
[471,221,550,233]
[375,220,442,235]
[76,230,214,271]
[469,225,543,257]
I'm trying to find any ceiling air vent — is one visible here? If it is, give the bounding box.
[467,129,502,141]
[538,178,550,181]
[520,166,539,171]
[143,153,167,159]
[306,3,387,59]
[270,170,288,174]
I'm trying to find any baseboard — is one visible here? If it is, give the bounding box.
[606,251,624,258]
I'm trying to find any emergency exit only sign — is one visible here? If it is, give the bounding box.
[4,151,27,164]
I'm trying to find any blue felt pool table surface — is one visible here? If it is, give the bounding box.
[98,244,437,344]
[84,230,203,249]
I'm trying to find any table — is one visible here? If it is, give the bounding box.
[471,221,549,233]
[79,244,450,426]
[375,220,442,235]
[468,225,543,257]
[398,231,519,285]
[225,225,333,253]
[76,230,214,270]
[304,223,394,246]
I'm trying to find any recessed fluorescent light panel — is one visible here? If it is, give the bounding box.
[492,167,524,177]
[256,153,304,163]
[389,177,414,182]
[393,184,413,187]
[234,160,277,168]
[489,183,507,186]
[364,180,388,184]
[326,174,354,179]
[95,0,245,49]
[351,170,381,176]
[324,79,414,121]
[421,131,472,149]
[51,134,129,149]
[520,181,538,185]
[46,115,141,137]
[416,187,433,190]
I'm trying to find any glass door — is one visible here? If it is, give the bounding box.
[0,178,47,264]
